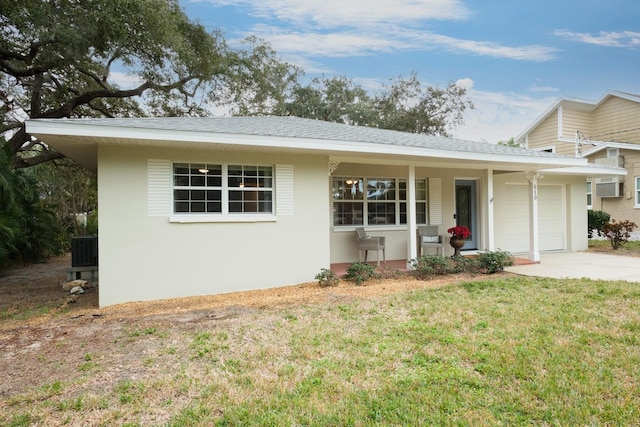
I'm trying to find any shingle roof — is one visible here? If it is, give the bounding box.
[48,115,572,161]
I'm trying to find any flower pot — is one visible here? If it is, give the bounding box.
[449,237,465,257]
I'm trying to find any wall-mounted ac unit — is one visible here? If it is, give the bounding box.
[595,176,624,198]
[595,156,624,168]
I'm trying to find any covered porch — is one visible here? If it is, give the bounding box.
[328,155,596,267]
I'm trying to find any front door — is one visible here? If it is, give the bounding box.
[455,180,478,250]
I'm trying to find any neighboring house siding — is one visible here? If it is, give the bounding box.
[98,145,329,306]
[593,97,640,143]
[528,111,563,152]
[590,149,640,225]
[561,109,592,140]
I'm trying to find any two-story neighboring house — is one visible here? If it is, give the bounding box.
[516,91,639,223]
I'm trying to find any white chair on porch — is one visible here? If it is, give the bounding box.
[356,227,386,266]
[418,225,444,256]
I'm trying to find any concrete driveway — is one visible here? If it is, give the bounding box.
[506,252,640,283]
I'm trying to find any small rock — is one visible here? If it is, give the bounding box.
[70,286,84,294]
[62,279,88,291]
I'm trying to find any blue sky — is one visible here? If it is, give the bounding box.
[180,0,640,143]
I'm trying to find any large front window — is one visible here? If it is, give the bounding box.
[173,163,273,214]
[333,177,427,226]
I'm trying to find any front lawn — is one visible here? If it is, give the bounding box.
[2,275,640,425]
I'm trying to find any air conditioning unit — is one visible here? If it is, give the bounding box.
[595,156,624,168]
[595,176,624,198]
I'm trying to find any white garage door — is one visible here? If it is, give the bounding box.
[502,184,565,253]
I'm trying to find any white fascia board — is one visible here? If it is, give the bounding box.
[27,119,587,168]
[582,141,640,157]
[540,165,626,176]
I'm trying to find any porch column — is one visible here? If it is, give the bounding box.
[487,168,495,251]
[525,171,542,262]
[407,165,418,265]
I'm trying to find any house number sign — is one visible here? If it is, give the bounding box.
[533,183,538,200]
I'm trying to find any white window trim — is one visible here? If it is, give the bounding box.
[169,214,277,223]
[587,180,593,210]
[635,177,640,208]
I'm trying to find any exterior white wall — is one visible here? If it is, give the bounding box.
[97,145,329,306]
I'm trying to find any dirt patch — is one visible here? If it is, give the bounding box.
[0,255,515,399]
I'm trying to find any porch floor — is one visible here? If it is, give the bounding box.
[330,255,536,277]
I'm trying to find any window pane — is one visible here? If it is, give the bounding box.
[400,202,407,225]
[367,179,395,200]
[228,165,242,176]
[190,175,205,186]
[175,202,189,213]
[333,178,364,200]
[260,177,273,188]
[174,189,189,200]
[191,202,205,212]
[368,202,395,225]
[229,191,242,201]
[174,164,189,175]
[416,202,427,224]
[174,175,189,186]
[333,202,364,225]
[416,179,427,200]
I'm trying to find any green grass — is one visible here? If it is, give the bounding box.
[589,238,640,253]
[3,276,640,425]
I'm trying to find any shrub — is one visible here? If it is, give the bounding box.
[314,268,339,287]
[476,250,514,273]
[603,219,637,250]
[588,210,610,238]
[410,255,449,279]
[451,255,480,274]
[344,262,380,286]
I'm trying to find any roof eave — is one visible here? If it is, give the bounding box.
[26,119,588,171]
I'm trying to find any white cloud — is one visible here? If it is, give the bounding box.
[554,30,640,48]
[108,71,144,89]
[249,25,403,57]
[411,32,558,61]
[453,83,557,143]
[200,0,471,28]
[204,0,556,62]
[246,25,557,63]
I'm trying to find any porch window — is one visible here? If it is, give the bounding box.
[587,180,592,209]
[173,163,273,214]
[332,176,427,226]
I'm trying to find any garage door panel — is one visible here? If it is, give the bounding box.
[501,184,564,252]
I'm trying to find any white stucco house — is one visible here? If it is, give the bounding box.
[26,116,624,306]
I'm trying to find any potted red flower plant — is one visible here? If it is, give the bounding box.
[447,225,471,239]
[447,225,471,256]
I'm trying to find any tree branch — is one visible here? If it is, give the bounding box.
[14,150,65,168]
